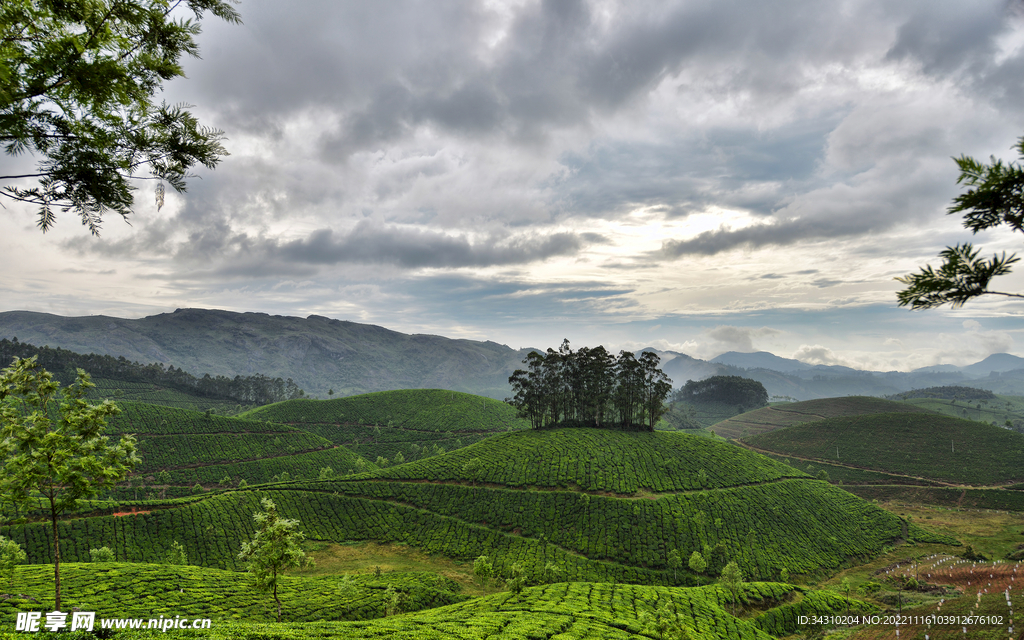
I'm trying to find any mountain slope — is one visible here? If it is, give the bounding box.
[0,309,530,399]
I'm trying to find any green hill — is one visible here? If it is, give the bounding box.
[376,428,806,492]
[4,429,953,587]
[87,378,248,414]
[0,576,871,639]
[710,397,934,440]
[241,389,530,463]
[105,402,374,491]
[0,563,466,624]
[895,393,1024,432]
[743,412,1024,486]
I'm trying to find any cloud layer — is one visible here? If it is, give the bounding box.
[2,0,1024,369]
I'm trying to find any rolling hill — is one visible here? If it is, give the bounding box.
[105,402,375,493]
[241,389,531,464]
[709,397,935,439]
[742,412,1024,487]
[4,428,953,588]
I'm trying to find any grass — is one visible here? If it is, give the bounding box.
[294,541,505,597]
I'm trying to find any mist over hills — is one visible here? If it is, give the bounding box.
[0,308,1021,401]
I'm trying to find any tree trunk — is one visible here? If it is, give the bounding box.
[274,571,281,622]
[50,500,61,611]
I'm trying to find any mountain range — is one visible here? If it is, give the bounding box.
[0,309,1022,400]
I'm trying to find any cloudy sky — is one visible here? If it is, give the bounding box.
[4,0,1024,371]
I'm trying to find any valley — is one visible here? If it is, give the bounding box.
[0,341,1022,639]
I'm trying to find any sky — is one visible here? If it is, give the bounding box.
[3,0,1024,372]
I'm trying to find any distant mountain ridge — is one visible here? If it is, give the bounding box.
[0,308,1022,401]
[0,309,530,400]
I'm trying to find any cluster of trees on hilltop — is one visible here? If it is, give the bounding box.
[675,376,769,411]
[506,341,672,431]
[888,386,997,402]
[0,338,304,406]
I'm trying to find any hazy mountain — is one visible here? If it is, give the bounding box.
[711,351,812,372]
[1,309,1021,402]
[0,309,530,400]
[961,353,1024,376]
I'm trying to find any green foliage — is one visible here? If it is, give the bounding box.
[0,340,305,411]
[0,536,26,590]
[0,428,952,592]
[0,0,241,233]
[238,498,313,622]
[676,376,769,411]
[898,134,1024,308]
[542,561,563,584]
[165,540,187,566]
[383,584,405,617]
[718,561,744,614]
[505,562,526,594]
[0,563,467,623]
[889,385,998,401]
[638,598,696,639]
[667,549,683,581]
[88,546,114,563]
[0,356,138,610]
[745,412,1024,485]
[688,550,707,575]
[472,555,493,586]
[507,341,672,431]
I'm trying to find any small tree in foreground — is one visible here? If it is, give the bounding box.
[688,550,707,575]
[164,540,188,566]
[89,547,115,563]
[667,549,683,581]
[638,599,696,640]
[718,561,744,615]
[473,555,494,586]
[505,563,527,594]
[0,536,27,592]
[238,497,313,622]
[0,356,138,611]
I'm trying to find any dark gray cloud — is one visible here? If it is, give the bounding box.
[267,223,585,268]
[71,220,595,279]
[552,118,838,220]
[177,0,958,155]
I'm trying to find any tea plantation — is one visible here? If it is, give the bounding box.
[0,564,467,623]
[711,397,934,440]
[240,389,531,462]
[0,580,874,639]
[743,412,1024,485]
[3,429,953,589]
[102,402,374,490]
